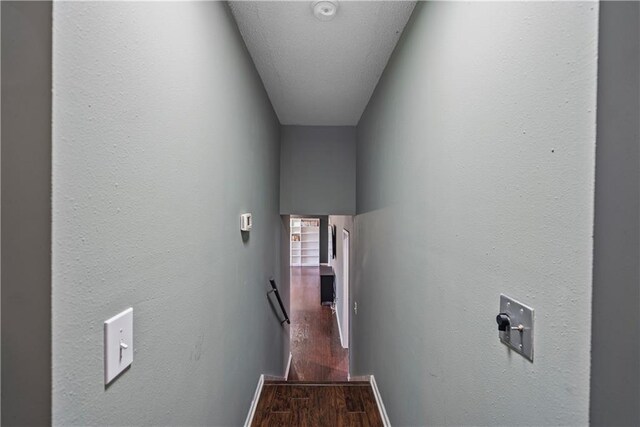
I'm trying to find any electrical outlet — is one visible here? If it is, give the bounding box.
[354,301,358,315]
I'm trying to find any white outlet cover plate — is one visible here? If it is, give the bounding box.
[104,307,133,384]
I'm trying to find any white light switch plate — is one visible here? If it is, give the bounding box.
[104,307,133,384]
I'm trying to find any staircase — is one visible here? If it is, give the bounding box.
[250,380,385,426]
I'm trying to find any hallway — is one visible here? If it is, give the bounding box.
[289,267,349,382]
[2,1,638,426]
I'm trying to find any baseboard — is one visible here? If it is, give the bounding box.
[284,352,292,380]
[335,307,348,349]
[243,374,264,427]
[370,375,391,427]
[349,374,371,382]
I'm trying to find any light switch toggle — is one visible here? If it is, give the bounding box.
[119,340,129,360]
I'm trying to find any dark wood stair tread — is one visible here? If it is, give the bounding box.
[252,383,383,426]
[265,380,370,385]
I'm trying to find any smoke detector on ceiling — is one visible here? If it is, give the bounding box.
[313,1,338,22]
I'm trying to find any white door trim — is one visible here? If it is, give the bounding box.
[342,229,350,348]
[336,305,346,349]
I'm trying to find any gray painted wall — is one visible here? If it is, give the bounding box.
[280,126,356,215]
[1,2,52,425]
[354,2,598,425]
[328,215,354,350]
[52,2,284,425]
[590,2,640,425]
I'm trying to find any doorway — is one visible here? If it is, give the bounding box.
[287,215,349,381]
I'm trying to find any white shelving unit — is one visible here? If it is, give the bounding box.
[290,218,320,267]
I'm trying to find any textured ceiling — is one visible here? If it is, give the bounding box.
[229,1,416,126]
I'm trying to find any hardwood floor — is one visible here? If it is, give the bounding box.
[289,267,349,381]
[251,382,383,427]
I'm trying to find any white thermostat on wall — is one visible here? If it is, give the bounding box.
[240,213,252,231]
